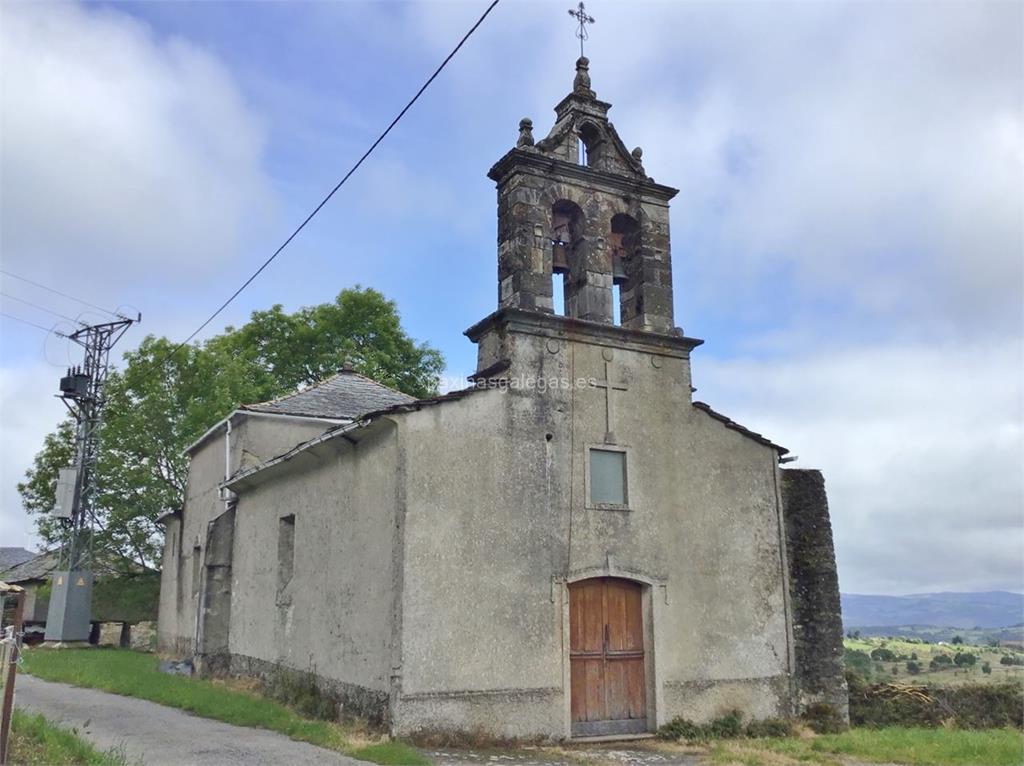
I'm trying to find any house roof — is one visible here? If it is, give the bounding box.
[224,383,492,492]
[692,401,788,456]
[0,547,34,572]
[0,550,153,584]
[240,368,416,421]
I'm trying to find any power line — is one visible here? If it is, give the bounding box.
[1,292,84,324]
[0,311,66,336]
[0,269,118,317]
[160,0,501,361]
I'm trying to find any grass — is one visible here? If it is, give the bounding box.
[707,727,1024,766]
[20,647,428,765]
[7,709,131,766]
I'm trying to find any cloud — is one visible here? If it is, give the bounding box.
[0,363,66,549]
[411,1,1023,339]
[0,2,274,287]
[697,338,1024,594]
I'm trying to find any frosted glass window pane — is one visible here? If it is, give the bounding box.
[590,449,626,505]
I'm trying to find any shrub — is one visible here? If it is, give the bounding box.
[706,710,743,739]
[801,702,846,734]
[658,710,781,741]
[843,648,873,677]
[982,662,992,675]
[929,654,953,670]
[906,661,921,675]
[745,718,794,738]
[847,674,1023,729]
[954,652,977,668]
[951,635,964,645]
[999,654,1024,666]
[870,647,897,662]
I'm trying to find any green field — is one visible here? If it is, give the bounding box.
[19,647,427,765]
[844,636,1024,686]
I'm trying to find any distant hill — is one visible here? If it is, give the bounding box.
[841,591,1024,632]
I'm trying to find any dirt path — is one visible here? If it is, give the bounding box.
[14,674,363,766]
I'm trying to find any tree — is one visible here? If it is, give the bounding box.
[870,647,897,662]
[906,661,921,675]
[953,652,977,668]
[981,662,992,674]
[951,635,964,645]
[929,654,952,671]
[18,288,444,567]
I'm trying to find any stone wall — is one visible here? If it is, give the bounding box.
[781,469,849,721]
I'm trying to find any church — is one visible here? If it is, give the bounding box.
[157,55,847,739]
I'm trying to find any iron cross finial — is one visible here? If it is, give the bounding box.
[568,2,595,58]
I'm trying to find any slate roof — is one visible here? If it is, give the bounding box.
[240,368,416,421]
[0,550,152,583]
[0,547,34,572]
[0,550,56,583]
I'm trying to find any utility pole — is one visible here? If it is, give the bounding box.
[45,315,137,643]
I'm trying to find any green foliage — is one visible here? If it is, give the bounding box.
[930,653,953,670]
[952,635,964,645]
[907,660,922,674]
[954,652,977,668]
[8,709,130,765]
[18,288,444,567]
[801,702,847,734]
[871,647,897,662]
[91,573,160,622]
[659,710,784,742]
[999,655,1024,666]
[19,648,427,765]
[844,647,874,677]
[982,662,992,675]
[743,718,795,738]
[846,671,1023,729]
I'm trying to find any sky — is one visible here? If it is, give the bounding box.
[1,0,1021,596]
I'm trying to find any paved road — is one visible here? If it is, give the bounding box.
[15,674,363,766]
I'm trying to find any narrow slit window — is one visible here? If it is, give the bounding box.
[278,514,296,591]
[191,546,202,597]
[611,284,621,325]
[590,448,627,506]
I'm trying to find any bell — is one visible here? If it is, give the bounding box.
[552,241,569,274]
[612,252,628,284]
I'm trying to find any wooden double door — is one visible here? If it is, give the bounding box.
[569,578,648,736]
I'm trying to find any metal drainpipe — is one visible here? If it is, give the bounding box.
[224,418,232,507]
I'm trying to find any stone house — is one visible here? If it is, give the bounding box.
[157,57,846,739]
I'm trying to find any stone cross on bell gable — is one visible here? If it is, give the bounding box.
[591,359,628,444]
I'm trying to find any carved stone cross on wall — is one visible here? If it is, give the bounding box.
[591,360,628,444]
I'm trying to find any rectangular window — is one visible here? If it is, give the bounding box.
[590,448,627,506]
[278,514,296,591]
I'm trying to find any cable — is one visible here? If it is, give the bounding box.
[157,0,501,362]
[1,311,67,335]
[0,270,118,317]
[1,292,84,324]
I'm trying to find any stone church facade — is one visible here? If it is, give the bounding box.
[157,58,846,739]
